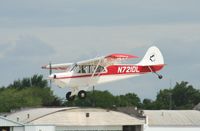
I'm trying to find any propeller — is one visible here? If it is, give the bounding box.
[41,61,53,87]
[49,61,52,87]
[49,61,52,75]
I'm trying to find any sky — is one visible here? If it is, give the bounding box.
[0,0,200,100]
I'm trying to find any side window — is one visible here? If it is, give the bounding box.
[90,65,96,73]
[96,66,104,72]
[74,65,80,73]
[75,65,87,74]
[81,66,86,73]
[74,65,105,74]
[84,65,89,73]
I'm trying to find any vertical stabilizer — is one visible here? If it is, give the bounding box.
[137,46,164,66]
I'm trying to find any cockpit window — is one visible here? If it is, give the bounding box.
[96,66,104,72]
[74,65,105,74]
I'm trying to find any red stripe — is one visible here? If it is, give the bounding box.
[54,64,164,79]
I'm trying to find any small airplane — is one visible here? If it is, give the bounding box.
[42,46,165,101]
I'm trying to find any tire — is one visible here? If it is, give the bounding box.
[158,75,163,79]
[78,90,87,99]
[66,92,75,101]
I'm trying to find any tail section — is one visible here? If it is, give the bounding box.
[137,46,164,66]
[137,46,164,79]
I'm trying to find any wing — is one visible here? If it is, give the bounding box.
[42,53,138,71]
[42,63,74,71]
[77,53,138,67]
[105,53,138,59]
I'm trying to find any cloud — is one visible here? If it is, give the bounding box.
[0,0,200,27]
[0,24,199,100]
[0,35,56,87]
[0,43,15,58]
[6,35,55,60]
[22,24,199,99]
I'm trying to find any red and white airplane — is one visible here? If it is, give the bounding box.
[42,46,165,101]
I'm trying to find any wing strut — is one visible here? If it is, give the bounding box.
[91,59,102,78]
[88,58,104,86]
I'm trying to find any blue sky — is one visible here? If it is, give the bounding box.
[0,0,200,100]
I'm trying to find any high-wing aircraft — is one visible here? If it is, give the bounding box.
[42,46,165,101]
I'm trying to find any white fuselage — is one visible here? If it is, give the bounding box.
[50,64,162,89]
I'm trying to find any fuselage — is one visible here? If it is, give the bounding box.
[50,64,164,88]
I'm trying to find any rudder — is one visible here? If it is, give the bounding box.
[137,46,164,66]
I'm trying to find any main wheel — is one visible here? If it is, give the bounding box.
[78,90,87,99]
[66,92,75,101]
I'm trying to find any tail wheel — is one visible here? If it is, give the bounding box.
[66,92,75,101]
[158,75,163,79]
[78,90,87,99]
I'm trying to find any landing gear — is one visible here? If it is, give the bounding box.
[65,90,87,101]
[148,66,163,80]
[78,90,87,99]
[66,92,75,101]
[158,74,163,79]
[154,72,163,79]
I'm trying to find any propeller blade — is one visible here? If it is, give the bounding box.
[49,62,52,75]
[49,61,52,87]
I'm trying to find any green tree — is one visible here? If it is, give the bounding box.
[65,90,141,109]
[155,89,173,109]
[115,93,141,107]
[172,81,200,109]
[145,81,200,110]
[7,75,48,89]
[0,88,42,112]
[31,75,48,88]
[0,75,62,112]
[142,98,156,109]
[66,90,116,108]
[21,78,31,88]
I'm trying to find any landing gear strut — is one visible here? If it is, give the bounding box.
[66,92,75,101]
[148,66,163,80]
[154,72,163,79]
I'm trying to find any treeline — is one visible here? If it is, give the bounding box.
[65,90,141,108]
[143,81,200,110]
[0,75,62,112]
[0,75,200,112]
[65,81,200,110]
